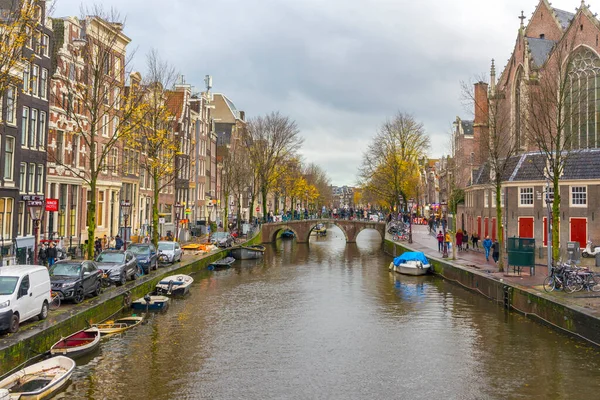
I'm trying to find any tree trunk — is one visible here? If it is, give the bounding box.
[86,179,97,260]
[223,189,230,231]
[495,184,504,272]
[261,187,268,223]
[552,178,561,262]
[249,198,255,223]
[152,171,160,247]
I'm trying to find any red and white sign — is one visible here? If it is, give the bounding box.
[45,198,59,212]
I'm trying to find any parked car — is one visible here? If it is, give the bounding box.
[157,241,183,264]
[128,244,158,273]
[0,265,52,333]
[49,260,102,304]
[210,232,235,248]
[96,250,139,286]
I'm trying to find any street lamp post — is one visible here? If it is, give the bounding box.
[441,202,448,258]
[28,200,44,264]
[408,198,414,244]
[120,200,131,250]
[174,202,183,241]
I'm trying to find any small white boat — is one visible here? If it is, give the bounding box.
[131,295,170,311]
[389,252,431,276]
[87,316,144,335]
[0,355,75,399]
[154,274,193,296]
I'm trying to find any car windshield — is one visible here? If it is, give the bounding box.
[97,253,125,263]
[129,246,150,255]
[158,243,174,251]
[0,277,18,295]
[50,263,81,277]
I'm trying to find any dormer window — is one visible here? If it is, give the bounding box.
[539,34,545,39]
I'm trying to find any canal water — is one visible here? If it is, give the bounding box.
[59,226,600,399]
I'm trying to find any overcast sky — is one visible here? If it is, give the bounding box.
[51,0,580,186]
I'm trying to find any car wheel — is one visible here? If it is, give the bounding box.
[118,273,126,286]
[132,268,138,280]
[8,313,19,333]
[73,288,85,304]
[93,282,102,297]
[38,302,49,320]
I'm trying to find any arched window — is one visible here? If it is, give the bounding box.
[515,68,523,149]
[566,47,600,149]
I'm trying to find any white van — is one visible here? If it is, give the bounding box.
[0,265,51,333]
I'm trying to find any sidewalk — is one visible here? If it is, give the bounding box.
[397,225,600,312]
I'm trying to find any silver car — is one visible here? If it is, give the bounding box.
[157,241,183,264]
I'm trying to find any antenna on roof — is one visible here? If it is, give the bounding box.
[205,75,212,92]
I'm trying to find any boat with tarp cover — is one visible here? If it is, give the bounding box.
[388,251,431,276]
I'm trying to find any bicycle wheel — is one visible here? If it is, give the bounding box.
[590,275,600,292]
[543,276,556,292]
[565,276,582,293]
[49,293,61,311]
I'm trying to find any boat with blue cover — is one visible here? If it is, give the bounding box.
[388,251,431,276]
[131,294,170,311]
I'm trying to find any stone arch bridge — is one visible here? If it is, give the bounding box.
[261,219,386,244]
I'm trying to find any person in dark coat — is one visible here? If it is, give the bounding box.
[115,235,123,250]
[38,243,48,266]
[46,242,58,267]
[492,241,500,263]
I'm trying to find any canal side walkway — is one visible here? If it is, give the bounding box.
[386,224,600,345]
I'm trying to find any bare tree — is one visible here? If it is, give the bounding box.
[526,36,581,262]
[243,112,304,222]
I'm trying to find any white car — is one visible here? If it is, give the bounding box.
[157,241,183,264]
[0,265,51,333]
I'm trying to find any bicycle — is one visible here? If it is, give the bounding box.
[49,291,61,311]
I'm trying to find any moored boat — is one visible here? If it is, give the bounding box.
[208,257,236,270]
[0,356,75,400]
[389,252,431,276]
[50,328,100,359]
[313,223,327,237]
[131,295,170,311]
[155,274,193,296]
[87,316,144,335]
[280,230,295,239]
[229,245,265,260]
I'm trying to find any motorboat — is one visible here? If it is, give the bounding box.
[131,295,170,311]
[0,356,75,399]
[313,224,327,237]
[87,316,144,335]
[229,245,265,260]
[388,251,431,276]
[208,257,235,270]
[155,274,194,296]
[280,230,295,239]
[50,328,101,359]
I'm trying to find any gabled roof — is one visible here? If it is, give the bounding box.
[553,7,575,30]
[526,37,556,67]
[166,91,185,121]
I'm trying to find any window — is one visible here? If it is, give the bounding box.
[25,26,32,48]
[114,88,120,109]
[115,57,121,81]
[39,112,46,148]
[17,201,24,237]
[102,115,109,136]
[3,137,14,180]
[111,148,118,174]
[97,190,105,227]
[103,53,111,75]
[101,145,107,173]
[491,191,496,208]
[56,130,64,163]
[34,30,41,54]
[501,190,505,207]
[520,187,534,206]
[31,65,39,96]
[112,116,118,137]
[19,164,25,193]
[6,86,15,124]
[29,109,37,148]
[72,135,79,167]
[42,34,49,57]
[484,191,489,208]
[544,186,554,207]
[0,198,14,239]
[27,163,34,193]
[36,164,43,193]
[40,69,47,99]
[571,186,587,206]
[68,63,75,81]
[21,107,28,146]
[103,84,109,105]
[23,62,30,94]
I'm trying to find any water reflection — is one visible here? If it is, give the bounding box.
[58,228,600,400]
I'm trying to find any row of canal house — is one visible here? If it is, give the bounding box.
[0,3,240,264]
[452,0,600,256]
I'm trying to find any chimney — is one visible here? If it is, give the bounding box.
[490,59,496,96]
[473,81,489,125]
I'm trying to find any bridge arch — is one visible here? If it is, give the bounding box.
[261,219,386,244]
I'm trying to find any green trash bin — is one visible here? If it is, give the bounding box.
[507,237,536,275]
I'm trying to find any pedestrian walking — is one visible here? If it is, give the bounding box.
[456,230,463,252]
[463,230,469,250]
[115,235,123,250]
[109,236,116,250]
[492,241,500,263]
[483,236,492,262]
[445,231,451,252]
[437,230,444,252]
[472,232,479,249]
[46,242,57,267]
[38,243,48,266]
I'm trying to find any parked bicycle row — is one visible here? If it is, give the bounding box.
[543,262,600,293]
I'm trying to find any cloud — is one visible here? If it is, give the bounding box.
[51,0,578,186]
